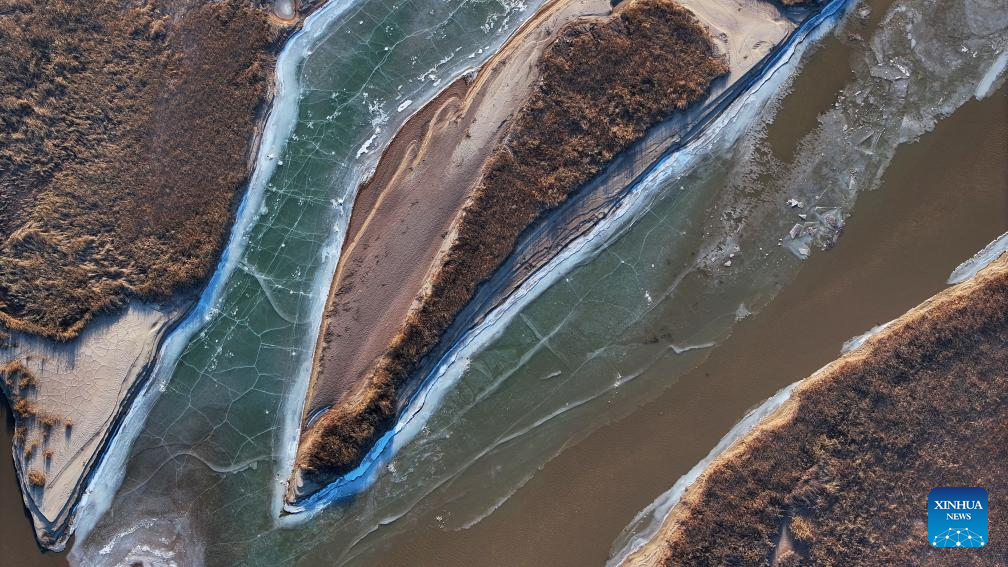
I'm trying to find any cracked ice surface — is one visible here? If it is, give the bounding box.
[70,0,1006,564]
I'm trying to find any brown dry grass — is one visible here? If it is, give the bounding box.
[650,259,1008,565]
[27,469,46,488]
[297,0,727,486]
[0,0,284,340]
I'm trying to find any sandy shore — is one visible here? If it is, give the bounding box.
[621,251,1008,565]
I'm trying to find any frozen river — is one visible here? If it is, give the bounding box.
[61,0,1007,564]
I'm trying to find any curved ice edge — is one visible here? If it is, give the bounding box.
[841,321,892,354]
[605,381,801,567]
[66,0,366,551]
[279,0,855,519]
[947,231,1008,285]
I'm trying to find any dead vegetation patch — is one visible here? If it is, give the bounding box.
[297,0,727,486]
[649,261,1008,565]
[1,358,70,462]
[27,469,46,488]
[0,0,285,340]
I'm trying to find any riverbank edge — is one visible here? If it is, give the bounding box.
[619,250,1008,565]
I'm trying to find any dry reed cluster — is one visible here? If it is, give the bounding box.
[655,261,1008,565]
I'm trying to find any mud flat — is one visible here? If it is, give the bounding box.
[287,0,766,505]
[618,250,1008,565]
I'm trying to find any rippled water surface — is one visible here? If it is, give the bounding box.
[68,0,1006,564]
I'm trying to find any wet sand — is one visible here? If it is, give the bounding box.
[354,79,1007,566]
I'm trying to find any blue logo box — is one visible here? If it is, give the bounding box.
[929,487,988,548]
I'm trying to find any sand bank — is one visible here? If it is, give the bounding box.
[619,250,1008,565]
[301,0,612,423]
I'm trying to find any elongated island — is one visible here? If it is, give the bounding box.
[617,247,1008,565]
[286,0,816,505]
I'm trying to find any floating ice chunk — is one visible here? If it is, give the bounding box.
[870,60,911,81]
[397,99,414,112]
[786,198,804,208]
[976,51,1008,100]
[735,303,751,321]
[356,129,381,158]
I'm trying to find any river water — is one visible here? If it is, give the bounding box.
[2,0,1000,564]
